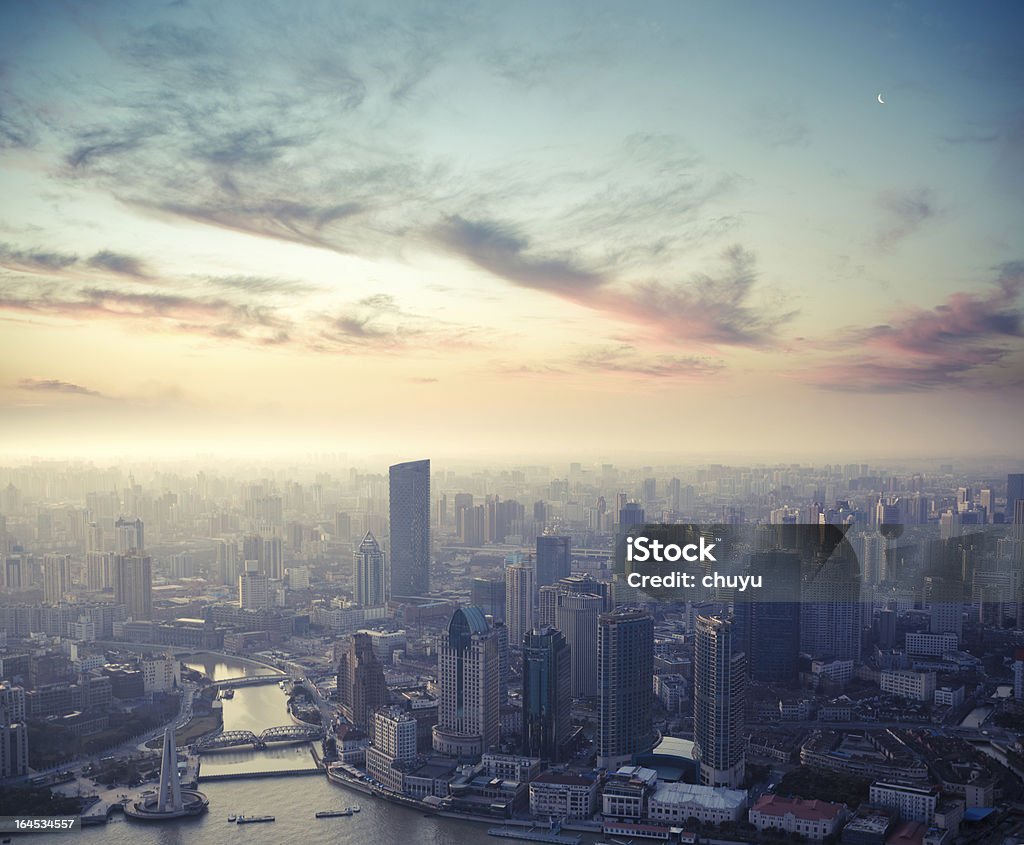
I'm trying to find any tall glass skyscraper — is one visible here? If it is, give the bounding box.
[536,536,571,588]
[597,608,654,770]
[522,627,571,762]
[389,459,430,597]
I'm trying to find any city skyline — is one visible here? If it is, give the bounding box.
[1,1,1022,460]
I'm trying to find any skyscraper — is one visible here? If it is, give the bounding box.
[1008,474,1024,524]
[114,552,152,620]
[42,553,71,603]
[433,607,500,759]
[337,632,388,731]
[505,561,535,647]
[556,591,604,699]
[238,561,269,610]
[536,536,571,588]
[471,577,506,621]
[522,627,571,762]
[353,531,387,607]
[115,516,144,554]
[389,459,430,597]
[800,542,862,663]
[693,615,746,788]
[597,608,654,770]
[733,551,801,686]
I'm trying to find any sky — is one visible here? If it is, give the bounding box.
[0,0,1022,461]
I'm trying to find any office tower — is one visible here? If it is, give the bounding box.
[668,478,681,512]
[556,592,604,699]
[215,539,239,587]
[354,531,387,607]
[1009,474,1024,523]
[42,554,71,603]
[334,511,352,542]
[472,577,506,622]
[597,608,654,770]
[642,477,657,506]
[0,716,29,779]
[925,576,963,640]
[619,502,645,530]
[494,619,510,702]
[693,615,746,788]
[238,561,269,610]
[522,627,571,762]
[505,562,535,647]
[485,497,525,543]
[458,504,485,546]
[337,632,388,730]
[536,536,571,588]
[878,608,897,649]
[800,543,862,663]
[389,459,430,597]
[261,536,284,580]
[435,494,447,527]
[432,607,500,759]
[114,552,152,620]
[733,552,800,686]
[115,516,144,553]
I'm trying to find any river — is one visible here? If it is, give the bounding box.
[29,653,505,845]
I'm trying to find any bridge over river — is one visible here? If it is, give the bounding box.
[194,724,324,751]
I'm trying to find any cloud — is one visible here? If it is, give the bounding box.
[575,345,725,379]
[802,262,1024,392]
[602,245,797,348]
[17,378,105,397]
[87,250,150,278]
[0,243,78,272]
[876,187,940,248]
[432,216,606,296]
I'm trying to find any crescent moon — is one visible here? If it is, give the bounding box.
[877,93,885,104]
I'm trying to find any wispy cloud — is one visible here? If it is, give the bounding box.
[575,344,724,379]
[876,187,940,249]
[800,262,1024,392]
[17,378,106,397]
[87,250,150,278]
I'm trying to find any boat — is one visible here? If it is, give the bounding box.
[350,804,360,812]
[222,688,235,699]
[227,815,237,822]
[315,809,353,818]
[236,815,275,824]
[487,828,581,845]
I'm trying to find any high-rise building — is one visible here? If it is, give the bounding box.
[337,632,388,731]
[115,516,144,554]
[1008,474,1024,524]
[432,607,500,759]
[536,536,571,588]
[85,551,113,591]
[261,536,284,580]
[618,502,645,530]
[733,552,801,686]
[925,576,963,640]
[556,591,604,699]
[800,543,862,663]
[366,705,418,791]
[472,577,506,622]
[114,552,152,620]
[522,627,571,762]
[693,615,746,788]
[597,608,654,770]
[389,459,430,597]
[0,717,29,779]
[42,553,71,603]
[505,562,535,647]
[215,539,239,587]
[353,531,387,607]
[238,561,269,610]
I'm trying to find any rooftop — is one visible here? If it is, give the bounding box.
[752,795,844,821]
[651,782,747,810]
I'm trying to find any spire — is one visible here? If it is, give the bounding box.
[156,725,183,813]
